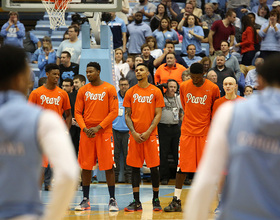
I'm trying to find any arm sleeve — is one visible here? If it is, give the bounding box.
[28,91,38,104]
[56,42,63,58]
[275,25,280,39]
[74,88,87,131]
[121,20,127,33]
[0,23,9,37]
[240,27,254,47]
[38,55,47,70]
[48,52,57,64]
[179,84,185,110]
[30,32,39,44]
[17,23,25,38]
[184,102,234,220]
[155,89,165,107]
[99,87,119,129]
[172,29,179,41]
[154,67,161,85]
[145,25,153,37]
[258,23,267,38]
[38,111,79,220]
[31,49,40,62]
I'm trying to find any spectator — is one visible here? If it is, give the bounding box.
[200,56,212,76]
[127,12,153,55]
[146,36,163,59]
[181,0,202,18]
[38,44,56,78]
[0,11,25,48]
[141,43,156,82]
[62,78,74,94]
[132,0,157,21]
[108,12,127,52]
[209,53,236,96]
[154,42,188,68]
[227,0,250,19]
[150,3,168,32]
[158,79,183,185]
[178,14,204,56]
[207,70,218,83]
[154,52,187,85]
[235,15,258,65]
[208,9,236,55]
[210,0,225,19]
[63,30,69,40]
[161,0,181,19]
[56,25,82,65]
[59,51,79,84]
[152,17,179,50]
[244,85,253,97]
[182,44,202,67]
[114,48,130,77]
[177,3,198,23]
[200,3,222,30]
[112,78,132,183]
[258,9,280,59]
[126,55,135,71]
[171,19,183,43]
[182,70,191,81]
[31,36,52,64]
[116,0,129,24]
[257,5,270,20]
[272,1,280,18]
[247,12,262,30]
[252,0,272,14]
[23,31,40,57]
[245,57,264,89]
[38,77,47,87]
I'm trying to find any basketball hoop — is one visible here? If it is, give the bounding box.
[42,0,71,30]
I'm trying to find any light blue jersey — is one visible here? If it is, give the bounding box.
[112,91,129,132]
[0,91,43,218]
[56,39,82,64]
[218,88,280,220]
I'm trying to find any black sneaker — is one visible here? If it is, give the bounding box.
[124,200,143,212]
[164,196,182,212]
[184,178,192,185]
[152,198,162,211]
[75,197,91,211]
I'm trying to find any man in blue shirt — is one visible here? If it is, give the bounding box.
[245,57,264,89]
[112,78,131,183]
[0,11,25,48]
[182,44,202,67]
[127,11,152,55]
[108,12,127,52]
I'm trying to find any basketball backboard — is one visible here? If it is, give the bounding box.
[2,0,122,12]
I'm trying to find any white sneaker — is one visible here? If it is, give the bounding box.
[109,198,119,212]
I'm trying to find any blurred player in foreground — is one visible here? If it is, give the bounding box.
[0,45,79,220]
[185,55,280,219]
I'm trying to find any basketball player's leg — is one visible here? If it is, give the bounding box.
[75,132,96,211]
[124,136,144,212]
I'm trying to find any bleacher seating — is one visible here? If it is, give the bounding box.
[30,30,50,41]
[51,30,65,41]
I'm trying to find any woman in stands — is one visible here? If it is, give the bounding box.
[150,3,168,32]
[200,56,212,76]
[178,14,204,57]
[152,17,179,50]
[171,19,183,43]
[257,5,270,20]
[146,36,163,59]
[235,15,258,66]
[114,48,130,77]
[258,9,280,59]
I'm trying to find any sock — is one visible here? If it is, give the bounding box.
[174,188,182,200]
[133,191,140,203]
[83,185,90,199]
[153,190,159,200]
[108,185,115,199]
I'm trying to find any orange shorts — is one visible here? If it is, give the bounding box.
[127,135,160,168]
[177,135,207,173]
[78,131,115,171]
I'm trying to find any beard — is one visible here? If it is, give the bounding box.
[135,18,142,24]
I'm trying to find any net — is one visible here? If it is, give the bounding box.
[42,0,71,30]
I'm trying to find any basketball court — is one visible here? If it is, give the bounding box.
[41,181,217,219]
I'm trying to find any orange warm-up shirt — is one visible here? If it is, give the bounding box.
[180,79,220,136]
[212,95,246,117]
[28,85,71,116]
[154,63,187,85]
[123,84,165,136]
[75,82,118,133]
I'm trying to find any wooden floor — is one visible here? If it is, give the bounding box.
[42,180,217,220]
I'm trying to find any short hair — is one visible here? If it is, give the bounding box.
[146,36,159,49]
[258,55,280,85]
[190,63,203,74]
[62,78,74,86]
[141,43,150,51]
[165,41,175,47]
[135,11,143,16]
[220,40,230,47]
[216,52,226,59]
[136,62,149,70]
[87,62,101,71]
[244,85,253,91]
[187,44,196,50]
[0,45,28,86]
[205,3,215,10]
[71,21,80,26]
[38,77,47,87]
[255,57,264,65]
[248,12,256,19]
[68,25,80,35]
[126,55,135,62]
[73,74,86,83]
[182,70,191,77]
[269,9,279,20]
[45,63,59,73]
[61,51,71,58]
[119,77,129,83]
[166,52,176,57]
[225,9,236,18]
